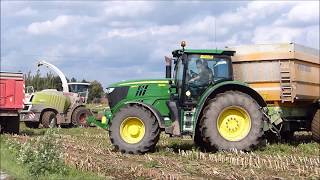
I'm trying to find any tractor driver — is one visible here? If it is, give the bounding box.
[188,59,212,97]
[189,59,211,86]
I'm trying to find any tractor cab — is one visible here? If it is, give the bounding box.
[68,82,90,103]
[169,42,235,108]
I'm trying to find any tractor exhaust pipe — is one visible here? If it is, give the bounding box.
[165,56,172,78]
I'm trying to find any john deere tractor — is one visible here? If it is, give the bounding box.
[88,42,277,154]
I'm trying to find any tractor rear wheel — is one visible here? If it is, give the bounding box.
[42,111,57,128]
[72,106,91,127]
[200,91,264,151]
[109,104,160,154]
[311,109,320,142]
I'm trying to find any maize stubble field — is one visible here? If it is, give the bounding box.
[1,123,319,179]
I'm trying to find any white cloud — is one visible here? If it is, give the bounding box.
[287,2,319,22]
[105,28,146,39]
[14,7,38,16]
[104,24,180,39]
[274,1,319,26]
[104,1,154,18]
[252,26,303,44]
[218,1,292,26]
[150,25,180,36]
[251,1,319,48]
[27,15,71,35]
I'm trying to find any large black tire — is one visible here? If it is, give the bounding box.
[42,111,57,128]
[311,109,320,142]
[25,122,40,129]
[0,116,20,134]
[71,106,91,127]
[200,91,264,151]
[194,120,216,152]
[109,104,160,154]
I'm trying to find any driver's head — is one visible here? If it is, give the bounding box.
[196,59,203,70]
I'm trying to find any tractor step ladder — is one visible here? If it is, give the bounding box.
[280,61,294,102]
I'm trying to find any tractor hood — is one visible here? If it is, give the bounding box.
[108,79,171,88]
[106,79,171,110]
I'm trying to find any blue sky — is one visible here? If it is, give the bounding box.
[1,1,319,87]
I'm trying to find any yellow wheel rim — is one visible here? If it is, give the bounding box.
[217,106,251,142]
[120,117,145,144]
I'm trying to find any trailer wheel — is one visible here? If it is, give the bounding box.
[42,111,57,128]
[25,122,40,129]
[109,104,160,154]
[311,109,320,142]
[71,106,91,127]
[200,91,264,151]
[1,116,20,134]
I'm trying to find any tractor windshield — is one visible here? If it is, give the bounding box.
[187,54,232,97]
[68,83,90,103]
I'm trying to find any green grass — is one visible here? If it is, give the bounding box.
[0,136,105,180]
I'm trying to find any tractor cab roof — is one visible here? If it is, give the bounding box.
[172,49,235,57]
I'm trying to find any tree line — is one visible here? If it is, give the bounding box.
[24,70,105,103]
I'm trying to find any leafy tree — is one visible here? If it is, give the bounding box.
[24,71,104,103]
[88,80,104,103]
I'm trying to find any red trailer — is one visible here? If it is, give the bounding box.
[0,72,24,134]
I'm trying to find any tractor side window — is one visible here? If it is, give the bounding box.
[212,58,230,82]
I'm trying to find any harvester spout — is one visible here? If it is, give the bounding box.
[37,60,69,93]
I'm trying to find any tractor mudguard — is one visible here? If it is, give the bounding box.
[86,101,166,130]
[124,102,166,129]
[193,81,267,133]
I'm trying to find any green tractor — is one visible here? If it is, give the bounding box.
[88,42,277,154]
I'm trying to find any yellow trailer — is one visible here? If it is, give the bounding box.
[227,43,319,140]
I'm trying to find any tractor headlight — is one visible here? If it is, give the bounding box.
[106,87,115,94]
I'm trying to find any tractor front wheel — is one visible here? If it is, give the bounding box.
[41,111,57,128]
[109,104,160,154]
[200,91,264,151]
